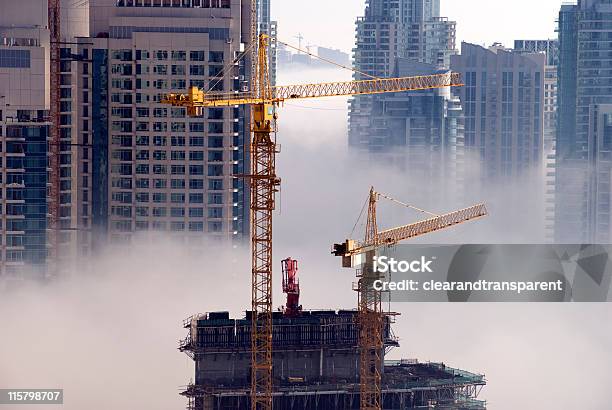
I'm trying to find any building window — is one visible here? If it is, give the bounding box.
[190,136,205,146]
[189,221,204,232]
[171,179,186,189]
[190,165,204,175]
[154,50,168,60]
[189,207,204,218]
[136,221,149,230]
[0,49,31,68]
[208,193,223,204]
[171,64,186,75]
[171,165,186,175]
[209,51,224,63]
[171,193,185,203]
[153,164,167,174]
[154,179,167,189]
[171,207,185,217]
[153,136,167,146]
[190,51,205,61]
[170,222,185,231]
[208,221,223,232]
[153,150,167,160]
[171,51,186,61]
[189,193,204,203]
[208,179,223,190]
[136,178,150,188]
[136,164,150,174]
[208,208,223,218]
[171,150,185,161]
[208,165,223,176]
[153,192,167,203]
[153,207,167,217]
[189,151,204,161]
[171,136,186,146]
[189,179,204,189]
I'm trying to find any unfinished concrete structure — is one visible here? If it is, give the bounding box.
[178,310,486,409]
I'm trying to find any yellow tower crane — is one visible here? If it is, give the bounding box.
[333,188,488,410]
[162,34,464,410]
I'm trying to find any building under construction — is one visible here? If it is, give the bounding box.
[179,261,486,410]
[179,310,485,410]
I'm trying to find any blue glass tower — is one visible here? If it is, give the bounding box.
[555,0,612,242]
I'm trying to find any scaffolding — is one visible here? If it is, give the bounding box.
[180,360,486,410]
[180,310,397,353]
[177,312,485,410]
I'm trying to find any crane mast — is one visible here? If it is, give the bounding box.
[250,34,276,410]
[281,258,301,317]
[48,0,61,278]
[358,189,383,410]
[161,33,464,410]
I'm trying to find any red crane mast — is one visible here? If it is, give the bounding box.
[281,258,301,317]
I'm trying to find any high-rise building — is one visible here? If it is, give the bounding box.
[256,0,276,86]
[422,17,456,69]
[514,39,559,241]
[450,42,545,181]
[555,0,612,242]
[349,0,456,152]
[269,20,277,86]
[0,0,87,281]
[1,0,273,279]
[351,0,450,79]
[350,59,465,203]
[514,40,559,154]
[317,47,350,67]
[179,309,486,409]
[74,0,253,247]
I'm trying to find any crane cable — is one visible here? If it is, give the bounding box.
[349,190,440,240]
[350,193,370,239]
[377,192,440,218]
[206,37,379,98]
[205,40,256,95]
[277,39,380,80]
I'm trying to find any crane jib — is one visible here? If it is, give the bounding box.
[273,72,463,100]
[356,203,488,252]
[161,72,463,108]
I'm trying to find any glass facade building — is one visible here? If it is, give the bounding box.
[450,43,545,181]
[1,2,88,280]
[349,0,456,152]
[555,0,612,242]
[514,39,559,241]
[1,122,48,279]
[0,17,51,280]
[80,0,254,246]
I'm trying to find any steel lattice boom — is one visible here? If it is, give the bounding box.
[356,203,488,254]
[162,72,462,109]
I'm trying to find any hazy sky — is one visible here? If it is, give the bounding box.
[273,0,563,53]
